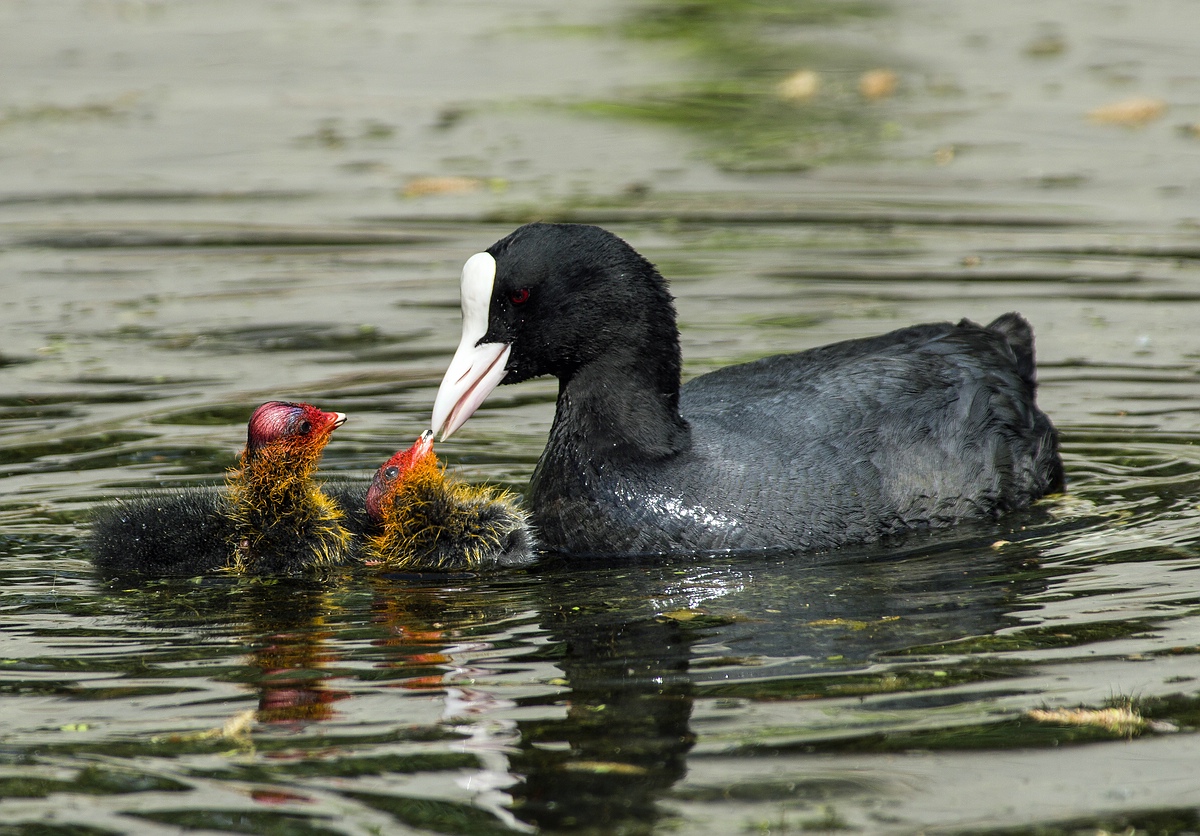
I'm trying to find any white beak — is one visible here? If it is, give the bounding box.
[431,252,512,440]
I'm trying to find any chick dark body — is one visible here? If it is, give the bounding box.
[90,487,233,578]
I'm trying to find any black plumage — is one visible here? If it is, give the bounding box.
[432,223,1063,556]
[90,487,234,578]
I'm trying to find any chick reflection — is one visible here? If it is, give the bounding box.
[369,585,466,688]
[368,580,531,832]
[239,584,350,726]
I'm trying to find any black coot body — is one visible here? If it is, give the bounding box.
[431,223,1064,557]
[326,481,372,537]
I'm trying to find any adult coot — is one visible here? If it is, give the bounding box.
[363,431,536,571]
[91,401,353,577]
[431,223,1064,556]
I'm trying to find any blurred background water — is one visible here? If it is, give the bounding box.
[2,1,1200,833]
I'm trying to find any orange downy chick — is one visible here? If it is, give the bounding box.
[225,401,352,574]
[365,431,536,571]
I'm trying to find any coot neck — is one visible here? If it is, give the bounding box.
[551,331,691,463]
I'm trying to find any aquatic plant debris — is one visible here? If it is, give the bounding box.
[858,68,898,101]
[403,176,490,198]
[1026,706,1144,735]
[1087,97,1168,127]
[561,761,650,775]
[156,709,256,745]
[777,69,821,102]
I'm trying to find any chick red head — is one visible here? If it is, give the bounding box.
[246,401,347,458]
[366,430,436,521]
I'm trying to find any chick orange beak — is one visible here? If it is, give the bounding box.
[412,428,434,458]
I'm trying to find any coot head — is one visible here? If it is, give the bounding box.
[365,430,435,522]
[246,401,347,459]
[431,223,680,440]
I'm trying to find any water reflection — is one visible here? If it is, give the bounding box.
[499,527,1061,831]
[11,468,1198,834]
[512,614,694,832]
[245,587,350,727]
[96,526,1065,833]
[105,580,353,725]
[364,581,533,832]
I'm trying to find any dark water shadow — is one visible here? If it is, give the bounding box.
[497,523,1069,832]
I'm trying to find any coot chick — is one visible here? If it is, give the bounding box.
[431,222,1064,557]
[363,431,536,571]
[90,401,353,578]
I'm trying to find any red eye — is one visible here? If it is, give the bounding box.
[510,288,530,305]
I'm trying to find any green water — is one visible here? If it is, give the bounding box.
[2,1,1200,833]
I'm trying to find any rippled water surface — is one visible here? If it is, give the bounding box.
[3,1,1200,833]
